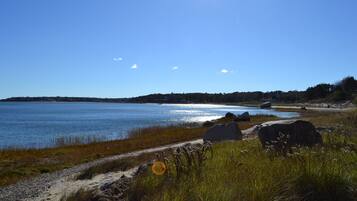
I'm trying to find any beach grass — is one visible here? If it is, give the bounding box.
[127,136,356,201]
[0,114,278,187]
[123,111,357,201]
[62,109,357,201]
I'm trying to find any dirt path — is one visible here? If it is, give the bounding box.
[0,139,203,201]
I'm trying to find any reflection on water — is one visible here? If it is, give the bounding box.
[182,115,223,122]
[0,102,298,148]
[169,110,203,114]
[167,104,297,122]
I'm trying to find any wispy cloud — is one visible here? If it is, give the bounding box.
[131,64,138,69]
[113,57,123,61]
[220,69,229,74]
[172,66,179,70]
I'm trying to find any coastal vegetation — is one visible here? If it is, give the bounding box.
[0,124,204,187]
[127,136,356,201]
[64,109,357,201]
[0,115,278,187]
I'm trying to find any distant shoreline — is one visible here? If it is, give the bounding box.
[0,97,129,103]
[1,98,354,109]
[1,76,356,107]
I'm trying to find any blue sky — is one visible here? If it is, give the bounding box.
[0,0,356,99]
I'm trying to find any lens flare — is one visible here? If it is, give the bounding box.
[151,161,166,176]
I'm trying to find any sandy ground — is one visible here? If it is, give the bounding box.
[29,167,139,201]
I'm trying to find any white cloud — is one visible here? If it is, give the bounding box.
[220,69,229,73]
[131,64,138,69]
[113,57,123,61]
[172,66,179,70]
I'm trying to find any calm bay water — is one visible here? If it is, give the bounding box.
[0,102,298,148]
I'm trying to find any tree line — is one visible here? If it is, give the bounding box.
[128,76,357,103]
[2,76,356,104]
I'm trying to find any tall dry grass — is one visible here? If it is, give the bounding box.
[60,111,357,201]
[53,135,108,147]
[128,136,356,201]
[124,111,357,201]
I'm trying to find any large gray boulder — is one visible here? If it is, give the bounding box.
[257,120,322,148]
[203,122,243,142]
[235,112,250,121]
[225,112,237,119]
[260,101,272,109]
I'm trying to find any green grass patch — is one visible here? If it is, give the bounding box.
[128,136,356,201]
[124,111,357,201]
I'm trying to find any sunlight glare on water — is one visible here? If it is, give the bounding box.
[0,102,298,148]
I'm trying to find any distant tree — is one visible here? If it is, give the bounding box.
[305,84,333,100]
[330,88,350,101]
[336,76,357,93]
[2,76,355,104]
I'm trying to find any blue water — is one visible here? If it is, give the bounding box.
[0,102,298,148]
